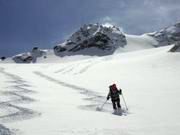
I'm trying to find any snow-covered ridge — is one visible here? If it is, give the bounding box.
[149,22,180,46]
[12,47,47,63]
[2,22,180,63]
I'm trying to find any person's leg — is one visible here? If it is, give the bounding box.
[117,99,121,109]
[112,101,117,110]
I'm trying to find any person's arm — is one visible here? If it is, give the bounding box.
[118,89,122,95]
[107,91,110,100]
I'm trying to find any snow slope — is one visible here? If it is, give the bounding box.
[117,34,157,52]
[0,45,180,135]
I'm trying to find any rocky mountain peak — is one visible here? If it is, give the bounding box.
[54,23,127,56]
[149,22,180,46]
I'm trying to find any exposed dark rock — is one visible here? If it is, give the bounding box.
[169,42,180,52]
[12,47,47,63]
[54,46,67,56]
[54,23,127,56]
[12,53,33,63]
[149,22,180,46]
[32,47,39,51]
[1,56,6,61]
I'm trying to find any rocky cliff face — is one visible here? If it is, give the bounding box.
[169,42,180,52]
[54,23,127,56]
[12,47,47,63]
[149,22,180,47]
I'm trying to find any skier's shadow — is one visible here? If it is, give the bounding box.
[78,103,128,116]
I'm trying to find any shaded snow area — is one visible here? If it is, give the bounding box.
[0,45,180,135]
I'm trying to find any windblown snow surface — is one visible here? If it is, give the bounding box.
[0,38,180,134]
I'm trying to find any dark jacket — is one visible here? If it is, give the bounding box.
[107,89,122,101]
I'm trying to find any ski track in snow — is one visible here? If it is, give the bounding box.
[0,68,41,135]
[34,71,128,116]
[54,63,79,74]
[54,60,96,75]
[58,128,128,135]
[0,124,13,135]
[76,62,95,74]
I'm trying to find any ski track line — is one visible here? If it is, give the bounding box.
[33,71,111,108]
[58,128,129,135]
[0,68,41,135]
[34,71,129,116]
[77,63,95,74]
[73,61,96,75]
[0,124,13,135]
[54,63,78,74]
[55,60,95,75]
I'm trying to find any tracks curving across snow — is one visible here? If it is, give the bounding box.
[54,60,96,75]
[0,124,12,135]
[0,68,41,134]
[34,71,128,116]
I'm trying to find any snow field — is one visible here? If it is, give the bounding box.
[0,44,180,134]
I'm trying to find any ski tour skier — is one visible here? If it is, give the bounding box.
[107,84,122,111]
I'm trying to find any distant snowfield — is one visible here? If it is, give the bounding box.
[119,34,157,51]
[0,45,180,135]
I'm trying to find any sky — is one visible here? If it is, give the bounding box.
[0,0,180,57]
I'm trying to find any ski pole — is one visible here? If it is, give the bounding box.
[97,100,107,111]
[100,100,107,109]
[121,93,128,111]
